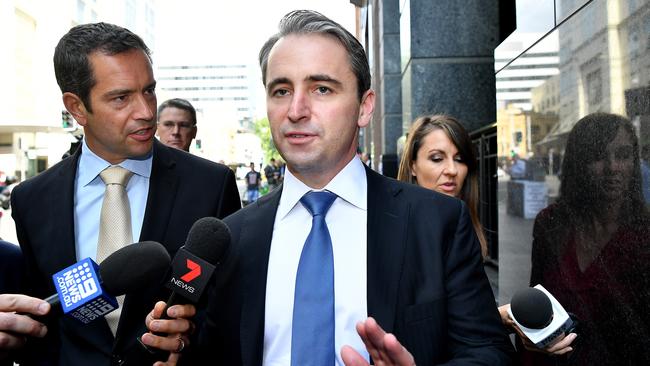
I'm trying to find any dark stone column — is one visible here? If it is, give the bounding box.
[378,0,402,177]
[401,0,504,132]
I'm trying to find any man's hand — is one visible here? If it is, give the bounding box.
[499,304,577,356]
[141,301,196,366]
[0,294,50,359]
[341,317,415,366]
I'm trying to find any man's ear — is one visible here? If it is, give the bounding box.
[357,89,375,128]
[62,92,89,127]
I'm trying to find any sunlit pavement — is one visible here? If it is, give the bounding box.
[497,187,534,307]
[0,207,18,244]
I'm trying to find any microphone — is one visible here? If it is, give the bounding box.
[508,284,576,348]
[45,241,171,323]
[135,217,231,357]
[162,217,231,310]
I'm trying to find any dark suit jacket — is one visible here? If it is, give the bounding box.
[0,240,24,294]
[0,241,25,366]
[10,140,241,365]
[196,167,513,365]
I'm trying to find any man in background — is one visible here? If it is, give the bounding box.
[264,158,280,191]
[245,162,262,204]
[156,98,197,152]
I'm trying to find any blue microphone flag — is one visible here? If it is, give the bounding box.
[52,257,118,324]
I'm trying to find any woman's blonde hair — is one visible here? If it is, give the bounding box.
[397,115,487,257]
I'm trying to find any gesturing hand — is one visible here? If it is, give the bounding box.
[341,317,415,366]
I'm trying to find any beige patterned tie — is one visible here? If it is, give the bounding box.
[96,165,133,336]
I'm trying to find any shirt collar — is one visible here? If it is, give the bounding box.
[77,138,153,187]
[277,156,367,220]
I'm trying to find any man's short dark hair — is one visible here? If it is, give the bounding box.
[53,22,151,113]
[157,98,197,126]
[259,10,371,101]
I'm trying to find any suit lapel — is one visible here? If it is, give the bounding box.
[49,149,80,270]
[365,168,408,333]
[139,140,178,244]
[239,186,282,366]
[52,148,114,355]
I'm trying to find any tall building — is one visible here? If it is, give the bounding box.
[155,64,259,130]
[495,32,560,111]
[541,0,650,149]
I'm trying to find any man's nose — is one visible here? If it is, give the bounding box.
[287,91,310,122]
[134,94,155,121]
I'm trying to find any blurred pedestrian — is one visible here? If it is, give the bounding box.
[264,158,280,191]
[245,161,262,203]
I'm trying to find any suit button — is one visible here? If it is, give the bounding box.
[111,354,124,366]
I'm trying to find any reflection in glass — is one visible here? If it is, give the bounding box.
[555,0,592,24]
[497,1,650,363]
[523,113,650,365]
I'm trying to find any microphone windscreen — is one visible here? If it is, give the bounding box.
[511,287,553,329]
[99,241,171,295]
[184,217,231,265]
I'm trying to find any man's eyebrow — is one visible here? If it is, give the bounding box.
[103,81,156,98]
[266,77,291,92]
[307,74,342,87]
[104,88,133,98]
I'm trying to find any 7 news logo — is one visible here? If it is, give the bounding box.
[181,259,201,282]
[171,259,201,293]
[166,247,215,303]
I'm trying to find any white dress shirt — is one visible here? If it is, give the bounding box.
[74,139,152,261]
[263,157,369,366]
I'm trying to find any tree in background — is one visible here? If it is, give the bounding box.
[254,117,281,162]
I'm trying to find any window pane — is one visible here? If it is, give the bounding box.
[498,0,650,363]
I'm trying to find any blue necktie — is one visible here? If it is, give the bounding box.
[291,191,338,366]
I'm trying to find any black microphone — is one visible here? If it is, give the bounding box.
[44,241,171,323]
[509,284,576,348]
[162,217,231,312]
[136,217,231,357]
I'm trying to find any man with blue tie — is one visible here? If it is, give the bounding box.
[190,10,512,365]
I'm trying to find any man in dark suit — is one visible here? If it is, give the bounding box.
[7,22,240,365]
[188,10,512,365]
[0,241,49,366]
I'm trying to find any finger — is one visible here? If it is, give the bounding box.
[153,301,168,319]
[140,333,188,353]
[0,331,27,350]
[146,301,168,329]
[547,333,577,354]
[0,294,50,316]
[497,304,512,326]
[165,304,196,319]
[364,317,388,361]
[148,318,194,335]
[341,345,370,366]
[356,320,382,363]
[153,351,180,366]
[383,334,415,365]
[0,312,48,338]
